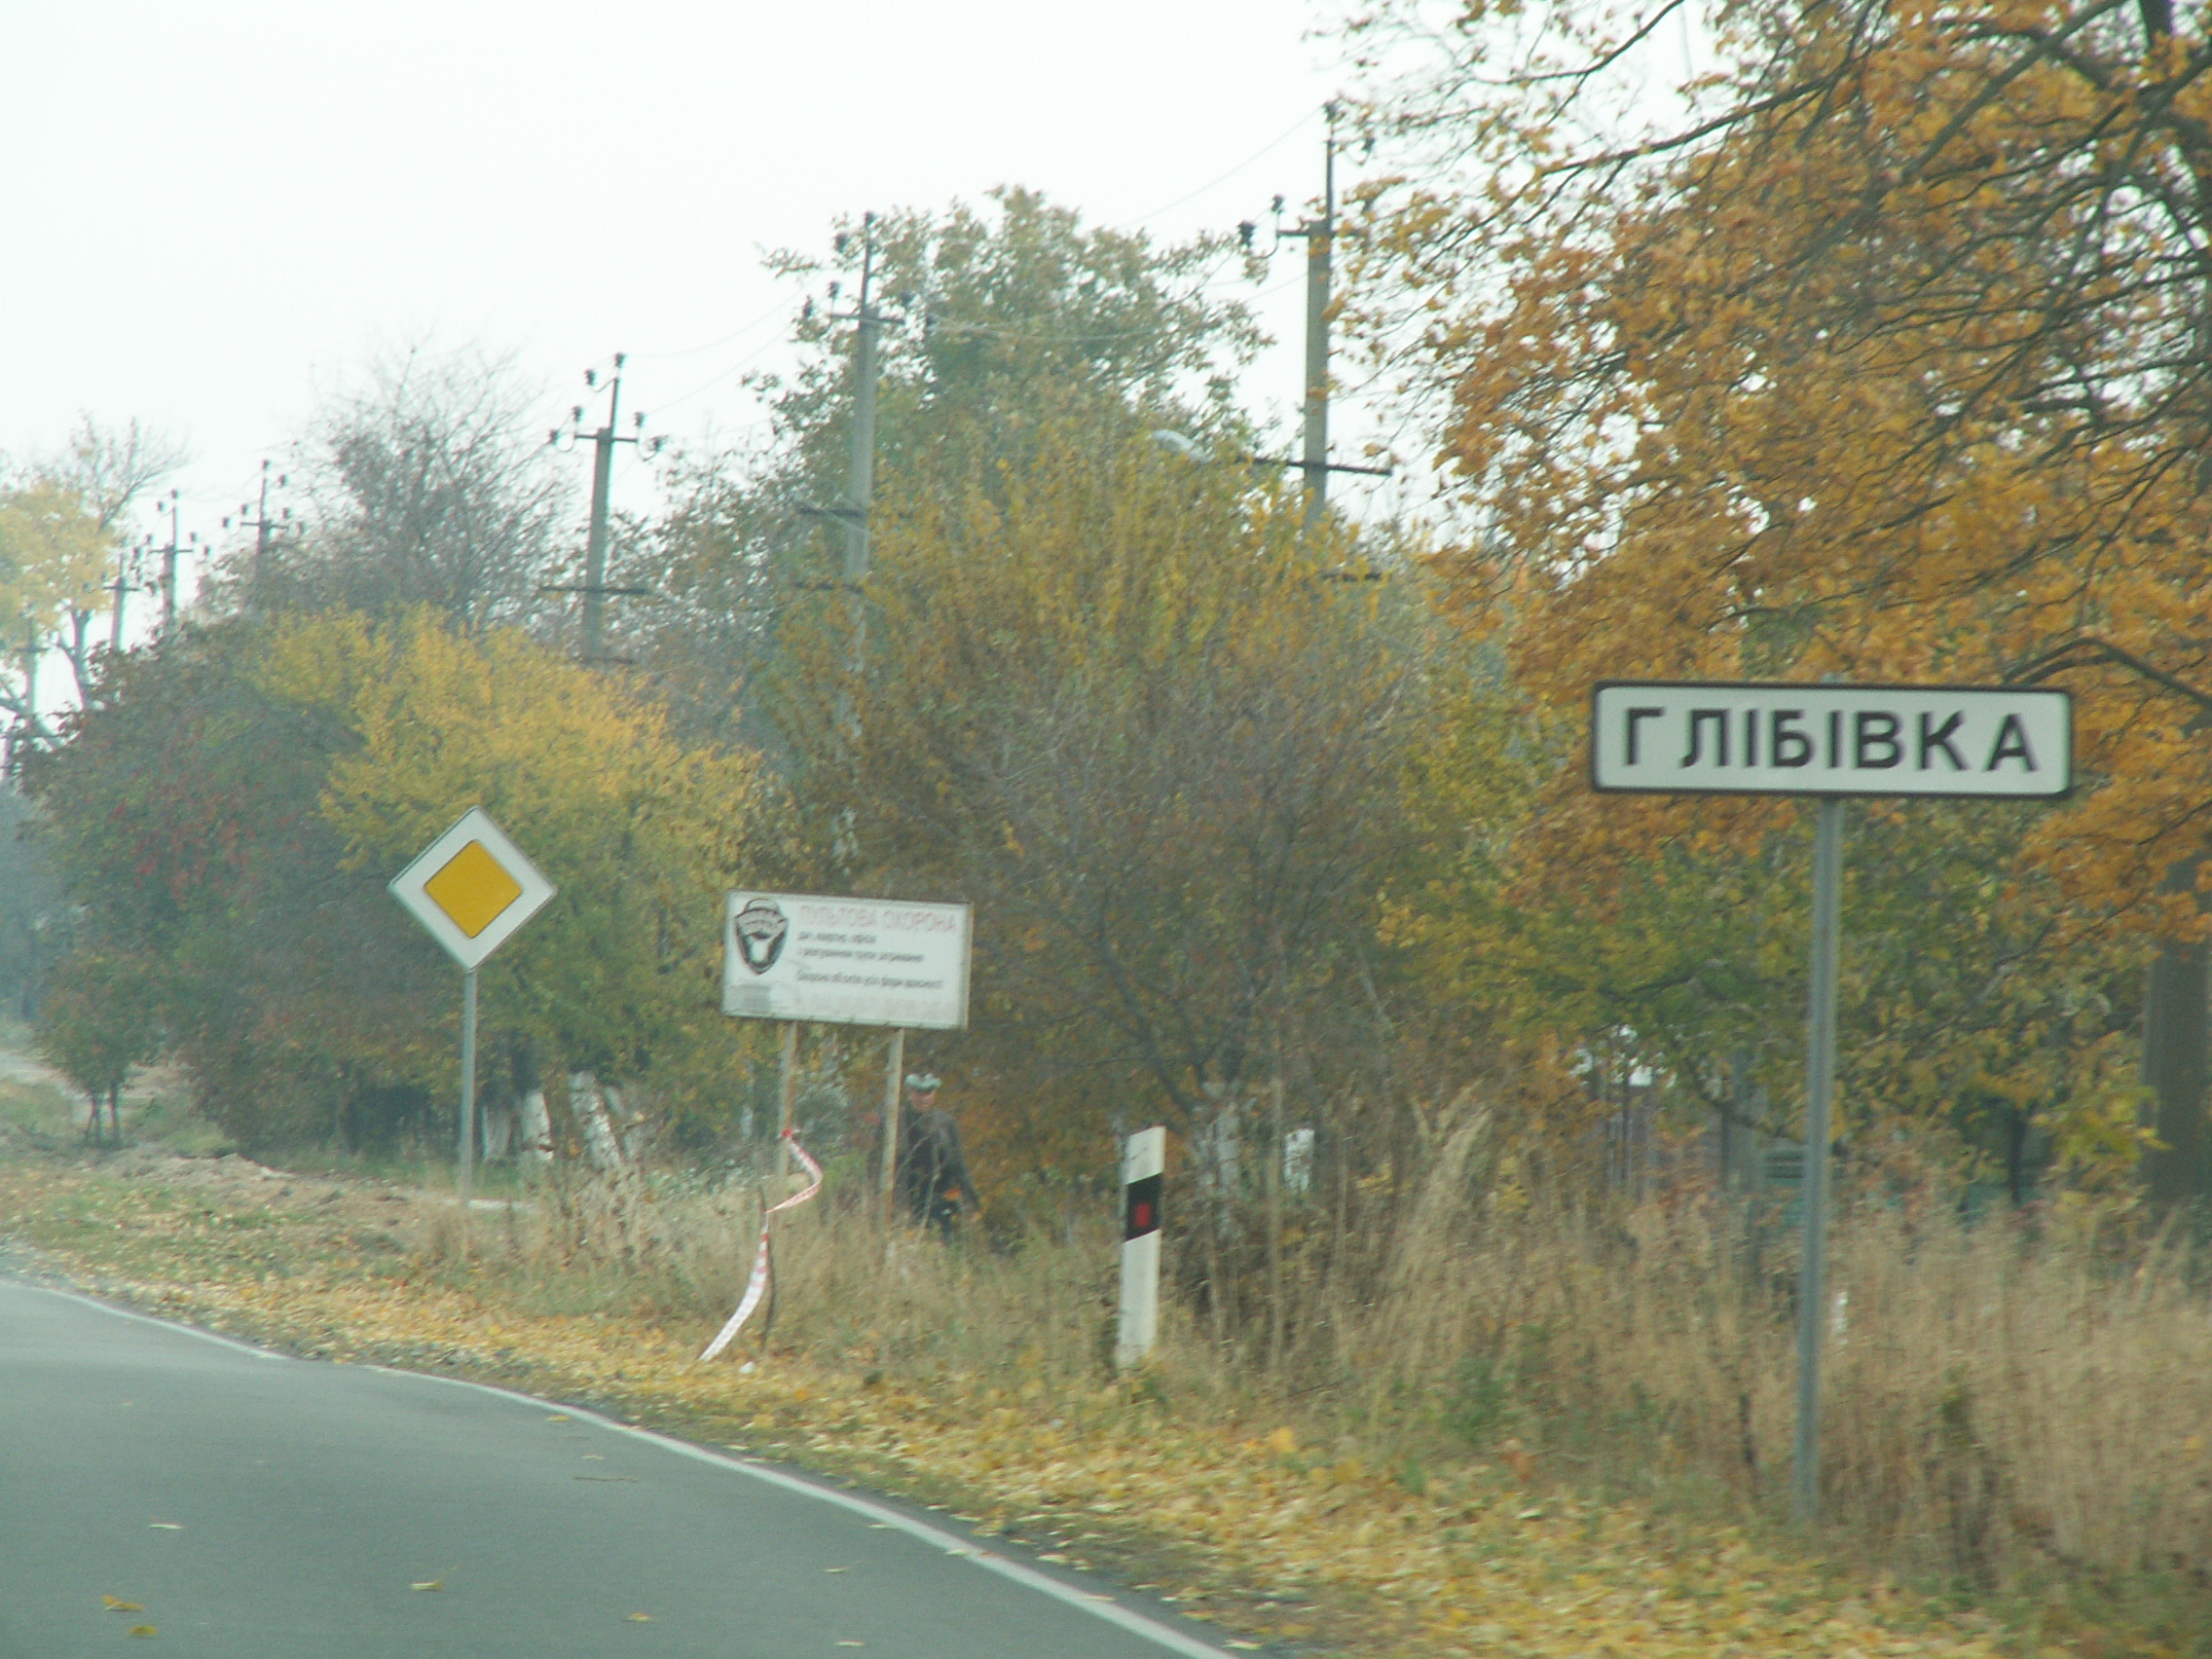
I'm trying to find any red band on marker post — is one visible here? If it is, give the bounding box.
[1124,1173,1162,1240]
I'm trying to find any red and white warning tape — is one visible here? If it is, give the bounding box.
[698,1131,824,1363]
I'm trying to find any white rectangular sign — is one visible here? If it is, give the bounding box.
[1591,682,2072,798]
[722,891,972,1030]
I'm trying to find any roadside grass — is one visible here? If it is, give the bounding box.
[0,1045,207,1154]
[122,1090,233,1158]
[5,1062,2206,1658]
[0,1127,2090,1659]
[0,1073,75,1141]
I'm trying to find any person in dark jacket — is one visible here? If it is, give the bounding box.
[895,1073,979,1241]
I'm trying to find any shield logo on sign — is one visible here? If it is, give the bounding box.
[733,899,790,975]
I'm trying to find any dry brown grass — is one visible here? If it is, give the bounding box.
[1342,1192,2212,1600]
[452,1142,2212,1638]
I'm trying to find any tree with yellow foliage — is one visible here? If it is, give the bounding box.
[30,609,771,1152]
[263,609,767,1088]
[2,418,186,736]
[770,415,1468,1262]
[1350,0,2212,1196]
[0,479,112,745]
[630,191,1267,754]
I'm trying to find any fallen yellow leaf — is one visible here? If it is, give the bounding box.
[410,1580,444,1592]
[102,1595,145,1611]
[1499,1440,1538,1484]
[148,1522,182,1530]
[128,1626,157,1638]
[628,1612,654,1622]
[1,1160,2025,1659]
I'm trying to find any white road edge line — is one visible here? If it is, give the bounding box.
[17,1282,290,1361]
[374,1366,1239,1659]
[10,1276,1235,1657]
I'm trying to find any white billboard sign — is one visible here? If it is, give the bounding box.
[1591,682,2072,799]
[721,891,972,1030]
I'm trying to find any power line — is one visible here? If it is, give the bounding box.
[626,296,794,363]
[650,333,793,418]
[1122,107,1320,227]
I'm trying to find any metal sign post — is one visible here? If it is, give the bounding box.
[460,967,480,1211]
[1794,795,1844,1521]
[389,807,557,1235]
[1591,681,2071,1524]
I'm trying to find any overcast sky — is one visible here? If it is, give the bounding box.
[4,0,1404,600]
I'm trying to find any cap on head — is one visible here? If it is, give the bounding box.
[904,1073,940,1091]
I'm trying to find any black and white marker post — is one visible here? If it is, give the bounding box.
[1117,1126,1166,1370]
[1591,681,2072,1524]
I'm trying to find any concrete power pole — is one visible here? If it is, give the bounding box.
[550,355,660,662]
[1295,104,1339,535]
[844,215,883,583]
[802,214,890,726]
[20,619,39,750]
[151,489,195,634]
[1269,107,1391,531]
[107,546,144,655]
[222,461,291,608]
[582,357,622,660]
[828,213,902,1195]
[836,214,884,635]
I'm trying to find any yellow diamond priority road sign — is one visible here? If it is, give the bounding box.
[424,840,525,939]
[389,807,555,970]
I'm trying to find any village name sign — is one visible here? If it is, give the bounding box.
[1592,681,2072,799]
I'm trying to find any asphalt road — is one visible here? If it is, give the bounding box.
[0,1278,1232,1658]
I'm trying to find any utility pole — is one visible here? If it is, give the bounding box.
[1248,112,1390,523]
[222,461,290,607]
[549,355,659,662]
[819,213,903,1191]
[150,489,197,634]
[799,214,891,729]
[19,617,39,752]
[1282,104,1342,535]
[109,568,129,655]
[841,214,882,593]
[109,543,148,654]
[156,492,178,632]
[583,357,621,660]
